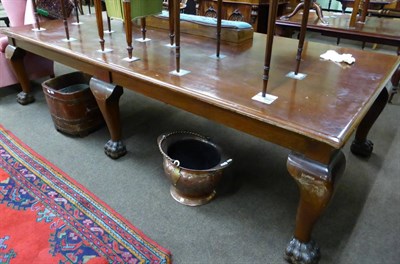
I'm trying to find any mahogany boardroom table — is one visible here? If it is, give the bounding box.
[2,14,399,264]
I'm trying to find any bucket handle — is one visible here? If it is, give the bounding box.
[157,134,182,184]
[157,134,170,162]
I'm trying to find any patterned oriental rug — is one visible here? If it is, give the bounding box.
[0,125,171,264]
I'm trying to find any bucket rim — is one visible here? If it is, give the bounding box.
[157,131,232,171]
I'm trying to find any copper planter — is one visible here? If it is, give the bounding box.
[158,131,232,206]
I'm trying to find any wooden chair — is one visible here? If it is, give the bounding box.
[204,5,217,17]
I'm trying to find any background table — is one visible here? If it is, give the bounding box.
[275,10,400,53]
[336,0,391,13]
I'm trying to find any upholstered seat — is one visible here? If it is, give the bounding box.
[0,0,54,102]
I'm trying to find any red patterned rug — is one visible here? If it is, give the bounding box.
[0,125,171,263]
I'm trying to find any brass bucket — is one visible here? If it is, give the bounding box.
[157,131,232,206]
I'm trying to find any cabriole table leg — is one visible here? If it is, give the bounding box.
[5,45,34,105]
[351,87,389,157]
[285,150,346,264]
[89,77,127,159]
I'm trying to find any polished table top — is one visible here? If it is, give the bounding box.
[1,15,398,153]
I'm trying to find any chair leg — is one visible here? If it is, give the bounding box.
[0,17,10,27]
[79,0,84,15]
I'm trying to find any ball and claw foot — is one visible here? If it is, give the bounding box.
[350,139,374,157]
[285,237,320,264]
[104,140,127,159]
[17,92,35,105]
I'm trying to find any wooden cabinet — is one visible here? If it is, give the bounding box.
[197,0,289,33]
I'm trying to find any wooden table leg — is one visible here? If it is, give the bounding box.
[5,45,34,105]
[351,87,389,157]
[388,65,400,104]
[89,77,127,159]
[285,150,346,264]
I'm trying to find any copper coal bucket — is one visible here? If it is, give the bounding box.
[157,131,232,206]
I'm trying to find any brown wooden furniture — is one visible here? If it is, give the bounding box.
[369,7,400,16]
[368,0,400,17]
[197,0,289,33]
[336,0,391,13]
[145,13,254,43]
[1,14,399,264]
[275,11,400,52]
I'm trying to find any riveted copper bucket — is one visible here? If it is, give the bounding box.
[157,131,232,206]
